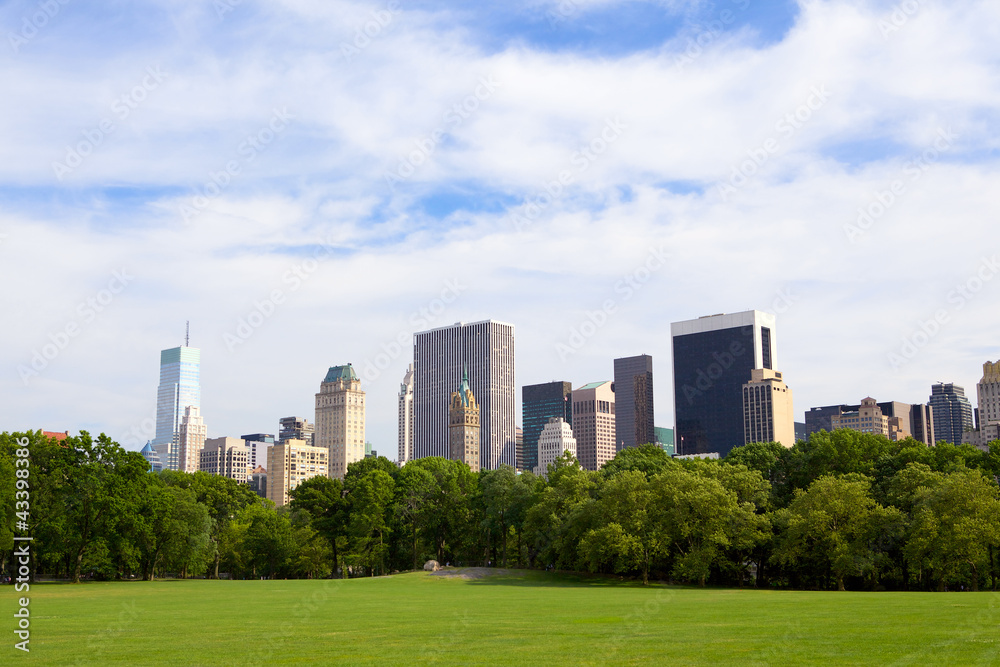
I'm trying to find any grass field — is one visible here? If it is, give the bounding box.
[7,569,1000,665]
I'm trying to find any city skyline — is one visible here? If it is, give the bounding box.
[4,2,999,456]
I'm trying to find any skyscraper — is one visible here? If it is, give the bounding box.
[521,381,572,474]
[613,355,655,451]
[671,310,776,457]
[742,368,795,448]
[448,367,481,472]
[315,364,366,480]
[151,343,201,471]
[398,363,415,465]
[572,381,616,471]
[929,382,974,445]
[413,320,516,470]
[177,405,207,473]
[977,360,1000,426]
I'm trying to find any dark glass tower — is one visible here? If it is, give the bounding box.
[928,383,974,445]
[613,355,655,451]
[521,381,573,474]
[671,311,776,457]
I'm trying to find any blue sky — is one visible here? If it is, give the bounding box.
[2,0,999,455]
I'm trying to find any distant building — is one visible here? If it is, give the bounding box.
[614,355,655,451]
[248,465,267,498]
[794,422,808,442]
[315,364,366,480]
[671,310,777,457]
[152,344,201,470]
[199,437,250,483]
[572,381,616,471]
[928,383,974,445]
[654,426,674,456]
[742,368,795,448]
[278,416,314,447]
[140,441,163,473]
[806,401,935,446]
[413,320,516,470]
[448,367,481,472]
[521,381,572,475]
[963,361,1000,451]
[398,363,415,465]
[42,430,69,441]
[266,439,329,507]
[533,417,576,477]
[177,405,207,473]
[675,452,720,460]
[515,427,524,472]
[240,433,274,470]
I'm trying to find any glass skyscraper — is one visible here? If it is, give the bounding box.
[613,354,654,451]
[522,381,572,473]
[151,345,201,471]
[671,311,776,457]
[928,382,974,445]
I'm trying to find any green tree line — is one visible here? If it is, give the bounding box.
[3,429,1000,591]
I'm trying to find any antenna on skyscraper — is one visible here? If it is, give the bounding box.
[185,321,190,347]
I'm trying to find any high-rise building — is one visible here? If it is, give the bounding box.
[240,433,275,470]
[266,438,329,507]
[929,383,974,445]
[199,437,250,483]
[909,404,935,446]
[151,344,201,470]
[278,416,314,447]
[413,320,516,470]
[533,417,576,477]
[803,405,850,437]
[671,310,776,457]
[976,360,1000,426]
[177,405,207,473]
[572,381,616,471]
[806,401,935,446]
[521,381,572,474]
[398,363,415,465]
[448,367,481,472]
[613,355,655,451]
[742,368,795,448]
[315,364,366,480]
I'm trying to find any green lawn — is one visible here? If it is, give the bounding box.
[7,570,1000,665]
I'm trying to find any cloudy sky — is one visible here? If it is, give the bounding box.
[2,0,998,455]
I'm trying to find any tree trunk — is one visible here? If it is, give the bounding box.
[213,552,221,580]
[837,575,845,592]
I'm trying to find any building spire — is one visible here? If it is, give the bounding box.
[185,321,190,347]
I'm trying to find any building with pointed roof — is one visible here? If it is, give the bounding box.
[140,441,163,473]
[449,366,481,472]
[315,363,366,480]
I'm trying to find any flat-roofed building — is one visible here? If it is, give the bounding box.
[266,439,329,507]
[572,381,616,471]
[199,437,250,483]
[742,368,795,448]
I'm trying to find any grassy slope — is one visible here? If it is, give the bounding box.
[8,571,1000,665]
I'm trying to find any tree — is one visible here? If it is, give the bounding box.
[600,444,674,479]
[345,469,395,576]
[394,463,437,570]
[479,465,518,567]
[289,475,346,577]
[772,474,900,591]
[902,468,1000,591]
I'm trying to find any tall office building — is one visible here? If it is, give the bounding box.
[240,433,275,470]
[398,363,415,465]
[515,427,524,471]
[533,417,576,477]
[572,381,616,471]
[266,439,329,507]
[413,320,516,470]
[177,405,207,473]
[278,416,314,447]
[151,344,201,471]
[977,360,1000,426]
[521,381,572,474]
[315,364,366,480]
[929,383,974,445]
[807,401,934,446]
[671,310,776,457]
[742,368,795,448]
[199,437,249,483]
[448,368,481,472]
[613,355,655,451]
